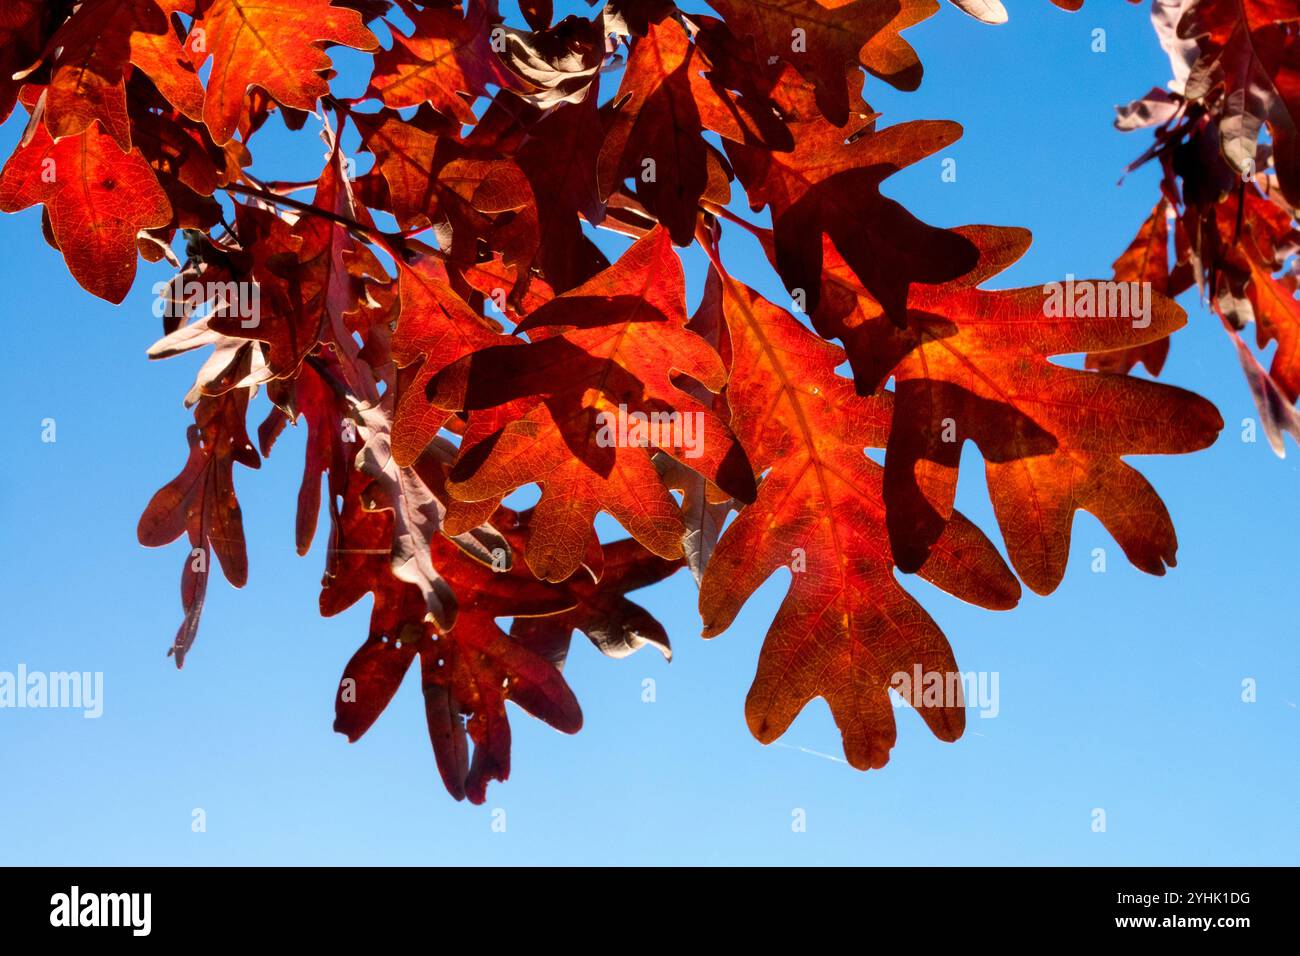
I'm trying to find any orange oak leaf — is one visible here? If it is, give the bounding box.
[1235,191,1300,408]
[725,69,978,319]
[196,0,377,144]
[421,226,757,582]
[367,0,514,125]
[1246,259,1300,406]
[1225,196,1300,454]
[0,117,171,303]
[352,106,454,230]
[39,0,204,150]
[705,0,935,125]
[859,0,941,91]
[697,258,1020,770]
[389,251,507,466]
[1086,199,1176,377]
[817,226,1223,593]
[429,154,539,284]
[353,107,540,295]
[596,15,745,245]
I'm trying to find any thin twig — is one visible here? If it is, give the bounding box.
[223,181,438,265]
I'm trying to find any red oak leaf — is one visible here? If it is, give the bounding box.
[1236,191,1300,406]
[509,535,682,661]
[367,0,514,125]
[353,107,540,295]
[137,386,260,667]
[0,0,49,125]
[818,226,1223,592]
[352,106,455,230]
[596,15,744,244]
[196,0,377,144]
[212,149,388,383]
[514,89,610,291]
[1179,0,1300,204]
[0,117,171,302]
[332,501,667,803]
[39,0,205,150]
[725,68,978,319]
[421,226,757,582]
[130,105,234,232]
[697,254,1020,769]
[366,528,676,802]
[705,0,935,125]
[1086,200,1178,377]
[259,363,353,556]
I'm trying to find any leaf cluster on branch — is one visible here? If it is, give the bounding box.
[0,0,1243,802]
[1107,0,1300,454]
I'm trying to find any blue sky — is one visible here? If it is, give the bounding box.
[0,1,1296,865]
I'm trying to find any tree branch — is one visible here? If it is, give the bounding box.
[222,181,439,265]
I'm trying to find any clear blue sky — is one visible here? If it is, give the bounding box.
[0,1,1296,865]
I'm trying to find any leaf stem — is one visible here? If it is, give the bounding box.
[701,201,770,241]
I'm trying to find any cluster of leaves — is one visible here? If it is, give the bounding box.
[0,0,1228,801]
[1107,0,1300,454]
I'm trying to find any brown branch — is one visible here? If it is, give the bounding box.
[222,181,439,265]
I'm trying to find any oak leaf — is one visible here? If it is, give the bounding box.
[0,117,171,303]
[421,226,757,582]
[817,226,1224,592]
[705,0,932,125]
[368,0,512,124]
[1179,0,1300,203]
[137,388,259,666]
[38,0,204,150]
[698,258,1019,769]
[596,15,745,244]
[197,0,377,144]
[726,69,978,319]
[1086,200,1177,377]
